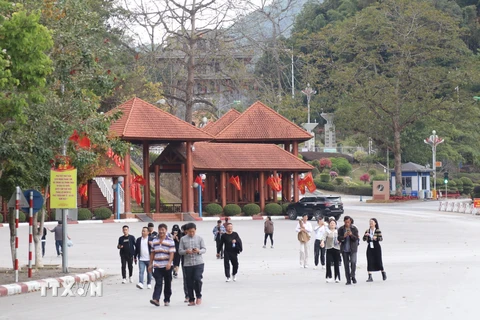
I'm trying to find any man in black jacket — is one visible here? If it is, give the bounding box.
[218,223,242,282]
[135,226,152,289]
[117,225,136,284]
[337,216,359,285]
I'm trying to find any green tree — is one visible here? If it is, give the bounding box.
[302,0,479,195]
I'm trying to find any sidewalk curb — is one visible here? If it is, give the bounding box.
[0,268,106,297]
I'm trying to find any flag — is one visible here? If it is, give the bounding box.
[267,176,282,192]
[133,175,146,185]
[69,130,79,142]
[304,172,316,193]
[229,175,241,191]
[78,184,88,200]
[77,134,91,149]
[135,183,142,205]
[298,176,306,195]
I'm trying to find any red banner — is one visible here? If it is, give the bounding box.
[267,176,282,192]
[229,175,241,191]
[78,184,88,201]
[195,175,205,191]
[69,130,91,150]
[298,178,306,195]
[304,172,316,193]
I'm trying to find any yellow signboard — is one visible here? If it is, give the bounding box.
[474,198,480,208]
[50,169,77,208]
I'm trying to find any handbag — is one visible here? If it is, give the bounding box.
[67,239,73,247]
[298,230,310,243]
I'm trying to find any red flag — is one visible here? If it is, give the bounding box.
[78,135,91,149]
[298,177,306,195]
[106,148,114,158]
[78,184,88,200]
[195,175,205,191]
[133,175,146,185]
[135,183,142,205]
[229,175,241,191]
[304,172,316,193]
[69,130,79,142]
[267,176,282,192]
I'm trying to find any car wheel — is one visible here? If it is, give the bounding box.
[313,210,323,221]
[287,209,297,220]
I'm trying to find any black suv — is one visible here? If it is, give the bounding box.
[286,196,344,221]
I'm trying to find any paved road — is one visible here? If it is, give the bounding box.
[0,200,479,320]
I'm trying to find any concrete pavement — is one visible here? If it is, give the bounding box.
[0,200,479,320]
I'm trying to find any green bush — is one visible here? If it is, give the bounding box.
[336,185,372,196]
[312,167,320,178]
[7,211,27,222]
[205,203,223,215]
[368,169,377,176]
[264,203,283,215]
[473,185,480,199]
[311,160,320,170]
[330,157,352,176]
[314,179,335,191]
[94,207,112,220]
[453,179,463,193]
[335,177,344,185]
[461,177,474,194]
[78,208,92,220]
[319,173,330,183]
[242,203,260,216]
[223,204,241,216]
[0,213,3,222]
[281,202,290,213]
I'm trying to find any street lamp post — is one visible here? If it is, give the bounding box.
[424,130,444,199]
[301,84,316,124]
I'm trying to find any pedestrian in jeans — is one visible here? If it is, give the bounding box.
[338,216,359,285]
[322,219,341,283]
[263,216,274,248]
[296,214,312,268]
[149,224,175,307]
[135,227,152,289]
[48,221,70,257]
[213,220,226,259]
[313,218,327,270]
[218,223,243,282]
[180,224,189,302]
[179,223,206,306]
[117,225,136,284]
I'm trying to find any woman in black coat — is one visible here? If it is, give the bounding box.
[362,218,386,282]
[171,224,181,278]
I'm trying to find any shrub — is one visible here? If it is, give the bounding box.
[314,179,336,191]
[223,204,241,216]
[319,173,330,183]
[0,213,3,222]
[368,169,377,176]
[78,208,92,220]
[453,179,463,193]
[330,171,338,180]
[371,174,387,181]
[341,185,373,196]
[243,203,260,216]
[461,177,474,194]
[312,167,320,178]
[319,158,332,171]
[311,160,320,170]
[335,177,344,185]
[7,211,27,222]
[360,173,370,184]
[330,157,352,176]
[473,186,480,199]
[281,202,290,213]
[264,203,283,215]
[205,203,223,215]
[94,207,112,220]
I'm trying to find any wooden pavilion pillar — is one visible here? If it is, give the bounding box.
[259,172,265,212]
[226,173,231,203]
[284,141,291,152]
[186,142,194,213]
[143,141,151,214]
[221,171,227,208]
[292,141,299,156]
[250,173,255,202]
[273,171,278,203]
[293,172,299,202]
[181,164,187,212]
[286,172,292,202]
[155,165,160,213]
[124,151,132,213]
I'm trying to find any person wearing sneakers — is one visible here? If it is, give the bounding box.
[296,214,312,268]
[117,225,136,284]
[179,223,207,306]
[148,224,175,307]
[263,216,274,248]
[213,220,226,259]
[219,223,243,282]
[338,216,359,285]
[363,218,387,282]
[313,218,327,270]
[135,227,152,289]
[322,219,341,283]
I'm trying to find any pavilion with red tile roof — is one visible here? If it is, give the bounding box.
[106,97,213,214]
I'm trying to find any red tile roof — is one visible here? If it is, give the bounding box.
[152,142,313,172]
[96,158,127,177]
[214,101,312,142]
[107,97,214,142]
[202,109,241,136]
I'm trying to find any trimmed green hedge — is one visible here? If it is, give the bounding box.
[319,173,330,183]
[0,213,3,222]
[243,203,260,216]
[223,204,241,216]
[335,178,344,185]
[264,203,283,215]
[461,177,473,194]
[281,202,290,214]
[335,185,373,196]
[205,203,223,215]
[330,157,352,176]
[314,179,335,191]
[78,208,93,220]
[94,207,112,220]
[7,211,26,222]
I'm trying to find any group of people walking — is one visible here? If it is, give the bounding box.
[296,214,386,285]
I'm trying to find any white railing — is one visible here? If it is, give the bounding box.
[93,177,125,214]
